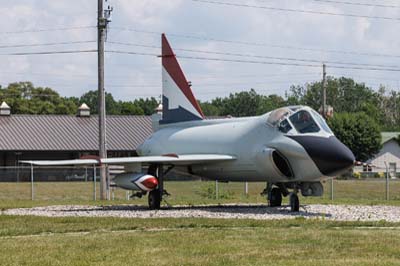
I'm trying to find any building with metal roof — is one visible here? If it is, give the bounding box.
[0,115,152,154]
[0,103,153,181]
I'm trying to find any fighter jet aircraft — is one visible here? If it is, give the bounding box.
[22,34,355,212]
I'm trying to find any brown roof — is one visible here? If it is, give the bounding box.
[0,115,152,151]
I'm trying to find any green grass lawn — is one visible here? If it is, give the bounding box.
[1,180,400,265]
[0,216,399,266]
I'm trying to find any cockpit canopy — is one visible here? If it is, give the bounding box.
[268,106,333,135]
[289,110,319,133]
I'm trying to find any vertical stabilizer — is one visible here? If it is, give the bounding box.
[161,34,205,124]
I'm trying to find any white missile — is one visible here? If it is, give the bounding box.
[113,173,158,191]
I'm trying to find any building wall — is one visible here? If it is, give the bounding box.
[371,152,400,171]
[375,140,400,159]
[364,140,400,177]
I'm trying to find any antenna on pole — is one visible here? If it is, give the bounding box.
[98,0,113,200]
[104,0,113,40]
[104,0,113,21]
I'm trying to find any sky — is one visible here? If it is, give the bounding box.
[1,0,400,102]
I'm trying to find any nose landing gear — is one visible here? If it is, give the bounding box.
[263,182,300,212]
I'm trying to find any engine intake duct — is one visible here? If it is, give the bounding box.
[272,150,294,179]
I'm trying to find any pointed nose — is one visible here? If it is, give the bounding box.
[288,136,355,176]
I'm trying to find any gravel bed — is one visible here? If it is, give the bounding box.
[3,204,400,222]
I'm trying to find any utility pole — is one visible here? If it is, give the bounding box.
[97,0,112,200]
[322,63,333,200]
[322,63,327,118]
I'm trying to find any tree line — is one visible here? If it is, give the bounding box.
[199,77,398,131]
[0,82,159,116]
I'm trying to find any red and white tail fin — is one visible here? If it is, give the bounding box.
[160,34,204,124]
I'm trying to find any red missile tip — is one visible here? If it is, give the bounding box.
[141,177,158,190]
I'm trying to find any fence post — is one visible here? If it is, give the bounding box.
[330,178,334,201]
[31,164,34,200]
[93,165,97,201]
[126,191,130,201]
[385,162,389,201]
[215,180,219,200]
[106,165,110,200]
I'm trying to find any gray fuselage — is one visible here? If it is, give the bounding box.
[136,107,352,183]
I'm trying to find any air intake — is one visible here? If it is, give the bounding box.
[272,150,293,178]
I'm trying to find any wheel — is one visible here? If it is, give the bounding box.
[148,189,161,210]
[269,187,282,207]
[289,193,299,212]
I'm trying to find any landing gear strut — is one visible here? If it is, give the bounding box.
[147,164,173,210]
[262,183,282,207]
[270,187,282,207]
[289,192,299,212]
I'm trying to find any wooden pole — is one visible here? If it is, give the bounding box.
[98,0,107,200]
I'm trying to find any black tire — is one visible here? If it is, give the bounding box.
[269,187,282,207]
[148,189,161,210]
[289,193,299,212]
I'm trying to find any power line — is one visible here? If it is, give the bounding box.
[255,0,400,9]
[122,82,313,97]
[331,73,400,82]
[108,41,400,70]
[191,0,400,21]
[0,69,320,80]
[106,76,322,88]
[107,49,400,72]
[111,27,400,59]
[108,41,159,49]
[177,54,400,72]
[309,0,400,9]
[0,71,97,78]
[0,26,96,35]
[106,50,159,56]
[107,49,321,67]
[0,41,96,49]
[0,50,97,56]
[186,72,320,79]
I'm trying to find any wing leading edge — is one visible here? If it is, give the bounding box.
[20,154,236,166]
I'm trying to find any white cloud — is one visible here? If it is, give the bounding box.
[114,0,183,27]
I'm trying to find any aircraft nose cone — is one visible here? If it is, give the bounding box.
[288,136,355,176]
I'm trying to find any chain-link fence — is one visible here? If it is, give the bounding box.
[0,166,132,202]
[0,166,399,203]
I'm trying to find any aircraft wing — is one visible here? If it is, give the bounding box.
[20,154,236,166]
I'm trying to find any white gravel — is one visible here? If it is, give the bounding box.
[3,204,400,222]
